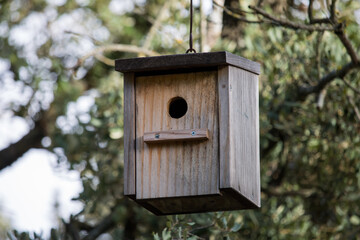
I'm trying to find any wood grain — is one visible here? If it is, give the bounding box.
[123,73,136,197]
[218,66,260,207]
[115,51,260,75]
[135,71,219,199]
[141,188,259,215]
[218,66,231,188]
[144,129,209,143]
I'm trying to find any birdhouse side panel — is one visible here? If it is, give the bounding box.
[123,72,136,197]
[135,71,220,200]
[218,66,260,207]
[229,66,260,206]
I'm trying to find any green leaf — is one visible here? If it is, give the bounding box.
[350,215,360,225]
[153,233,160,240]
[162,228,171,240]
[230,223,242,232]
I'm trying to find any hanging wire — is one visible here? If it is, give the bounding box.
[186,0,196,53]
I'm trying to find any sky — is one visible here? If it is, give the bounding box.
[0,114,83,234]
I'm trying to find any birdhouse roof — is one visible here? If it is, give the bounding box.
[115,51,260,75]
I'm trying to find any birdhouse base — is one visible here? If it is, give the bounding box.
[131,188,258,215]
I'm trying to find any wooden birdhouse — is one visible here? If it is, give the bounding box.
[115,51,260,215]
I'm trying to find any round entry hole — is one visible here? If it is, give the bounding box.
[168,97,188,119]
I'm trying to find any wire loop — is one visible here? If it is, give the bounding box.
[186,0,196,53]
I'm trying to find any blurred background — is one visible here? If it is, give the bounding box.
[0,0,360,239]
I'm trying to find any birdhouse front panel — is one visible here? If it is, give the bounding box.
[135,71,219,200]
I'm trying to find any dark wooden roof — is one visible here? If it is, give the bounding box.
[115,51,260,75]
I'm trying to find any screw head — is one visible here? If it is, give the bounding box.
[191,131,196,136]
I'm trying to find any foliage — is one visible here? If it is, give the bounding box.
[0,0,360,239]
[0,207,11,240]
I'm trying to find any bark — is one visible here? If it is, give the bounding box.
[0,119,46,171]
[221,0,243,41]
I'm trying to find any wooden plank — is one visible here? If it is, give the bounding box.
[225,52,261,76]
[218,66,232,189]
[123,72,136,196]
[226,66,260,207]
[137,188,259,215]
[115,51,260,75]
[143,129,209,143]
[135,71,219,200]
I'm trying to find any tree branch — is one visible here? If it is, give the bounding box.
[308,0,332,25]
[330,0,337,22]
[248,5,335,32]
[342,78,360,95]
[82,213,116,240]
[76,44,160,69]
[64,217,81,240]
[142,0,171,52]
[262,187,315,197]
[335,28,359,64]
[298,61,360,96]
[213,1,262,24]
[0,119,45,171]
[347,96,360,122]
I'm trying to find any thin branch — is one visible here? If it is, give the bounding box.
[335,28,359,64]
[213,0,254,15]
[330,0,337,22]
[142,1,171,52]
[76,44,159,68]
[298,61,360,96]
[317,88,327,109]
[315,32,328,109]
[82,213,116,240]
[249,5,335,32]
[308,0,332,24]
[64,218,81,240]
[213,1,263,24]
[308,0,314,23]
[342,78,360,95]
[94,54,114,67]
[262,187,315,197]
[347,96,360,122]
[64,30,102,45]
[190,222,215,234]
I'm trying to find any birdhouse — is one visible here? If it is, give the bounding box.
[115,51,260,215]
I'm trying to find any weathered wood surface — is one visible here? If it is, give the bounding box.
[115,51,261,75]
[144,129,209,143]
[140,188,258,215]
[123,73,136,197]
[218,66,260,207]
[217,66,231,188]
[135,71,219,199]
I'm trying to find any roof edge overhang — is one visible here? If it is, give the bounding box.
[115,51,260,75]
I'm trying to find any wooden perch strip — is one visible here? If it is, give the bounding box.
[144,129,209,143]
